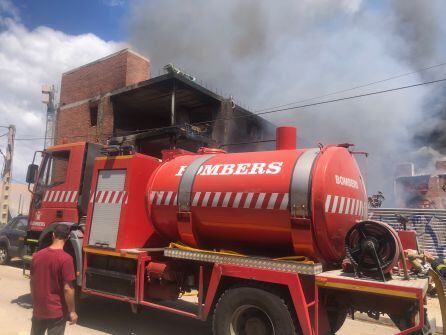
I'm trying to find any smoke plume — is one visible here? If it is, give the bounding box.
[127,0,446,205]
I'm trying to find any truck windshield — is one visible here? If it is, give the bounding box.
[37,150,70,188]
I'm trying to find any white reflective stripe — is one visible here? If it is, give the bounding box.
[70,191,77,203]
[222,192,232,207]
[202,192,211,207]
[353,199,359,215]
[173,193,178,205]
[149,191,156,205]
[349,199,356,215]
[338,197,345,214]
[90,192,95,203]
[359,202,363,216]
[192,192,201,206]
[355,200,360,215]
[267,193,278,209]
[255,193,266,209]
[243,192,254,208]
[232,192,243,208]
[64,191,71,202]
[112,191,120,204]
[331,196,339,213]
[124,191,128,204]
[104,191,113,204]
[99,191,107,203]
[164,191,173,205]
[212,192,221,207]
[280,193,289,210]
[51,191,59,202]
[325,195,332,212]
[345,198,351,214]
[156,191,164,205]
[50,191,57,202]
[43,191,50,202]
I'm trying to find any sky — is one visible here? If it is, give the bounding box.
[1,0,446,205]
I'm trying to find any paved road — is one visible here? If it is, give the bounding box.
[0,262,397,335]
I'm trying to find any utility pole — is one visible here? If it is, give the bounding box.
[0,125,16,225]
[42,85,56,149]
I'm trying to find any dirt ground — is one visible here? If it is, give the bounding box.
[0,261,427,335]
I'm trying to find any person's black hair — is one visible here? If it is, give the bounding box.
[53,223,70,240]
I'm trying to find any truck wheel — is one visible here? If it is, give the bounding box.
[212,287,298,335]
[327,309,347,334]
[0,245,9,265]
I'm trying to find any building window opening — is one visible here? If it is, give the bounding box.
[90,104,98,127]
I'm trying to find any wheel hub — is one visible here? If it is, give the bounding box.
[230,305,274,335]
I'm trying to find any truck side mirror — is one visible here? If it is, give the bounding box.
[26,164,38,184]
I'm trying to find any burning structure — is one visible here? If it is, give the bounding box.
[55,49,275,156]
[395,161,446,209]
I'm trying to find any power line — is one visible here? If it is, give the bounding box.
[190,75,446,126]
[255,60,446,113]
[11,75,446,141]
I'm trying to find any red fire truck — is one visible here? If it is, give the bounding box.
[24,127,431,335]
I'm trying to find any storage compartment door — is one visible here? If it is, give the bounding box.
[88,169,126,248]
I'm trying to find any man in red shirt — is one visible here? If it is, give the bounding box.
[30,223,78,335]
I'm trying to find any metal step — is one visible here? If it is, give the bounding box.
[164,248,323,275]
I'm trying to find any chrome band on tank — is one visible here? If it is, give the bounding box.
[290,148,320,217]
[178,155,215,212]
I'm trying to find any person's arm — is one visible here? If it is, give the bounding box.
[63,282,78,325]
[61,256,77,324]
[29,261,34,298]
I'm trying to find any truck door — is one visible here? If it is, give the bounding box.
[28,143,86,234]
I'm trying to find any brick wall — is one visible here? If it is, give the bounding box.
[55,49,150,145]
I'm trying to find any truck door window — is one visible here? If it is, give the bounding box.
[38,151,70,188]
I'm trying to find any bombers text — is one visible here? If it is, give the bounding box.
[175,162,283,176]
[335,175,359,189]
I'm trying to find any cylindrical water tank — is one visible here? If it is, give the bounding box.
[147,138,367,264]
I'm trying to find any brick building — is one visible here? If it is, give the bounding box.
[55,49,274,156]
[56,49,150,145]
[395,161,446,208]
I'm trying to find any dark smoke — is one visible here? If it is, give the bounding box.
[126,0,446,205]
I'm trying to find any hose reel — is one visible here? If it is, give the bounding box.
[345,220,404,281]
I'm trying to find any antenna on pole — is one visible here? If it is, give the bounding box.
[42,85,56,149]
[0,125,15,225]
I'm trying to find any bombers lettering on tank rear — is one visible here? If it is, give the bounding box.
[147,140,367,265]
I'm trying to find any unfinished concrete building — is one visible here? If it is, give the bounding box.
[55,49,275,156]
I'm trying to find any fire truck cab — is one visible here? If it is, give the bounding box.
[25,142,102,283]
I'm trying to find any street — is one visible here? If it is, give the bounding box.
[0,261,401,335]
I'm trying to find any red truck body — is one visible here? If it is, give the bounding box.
[25,130,430,335]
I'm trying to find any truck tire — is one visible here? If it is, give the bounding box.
[212,286,298,335]
[0,245,9,265]
[327,309,347,334]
